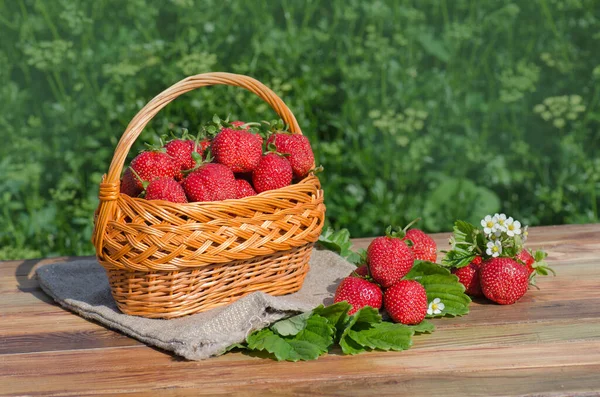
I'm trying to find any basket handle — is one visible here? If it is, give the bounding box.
[93,72,302,251]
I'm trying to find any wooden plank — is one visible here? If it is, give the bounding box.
[85,365,600,397]
[0,328,140,354]
[2,313,598,356]
[2,341,600,396]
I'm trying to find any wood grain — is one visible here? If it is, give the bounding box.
[1,224,600,396]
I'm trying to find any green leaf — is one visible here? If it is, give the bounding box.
[313,302,351,339]
[317,227,365,264]
[417,31,450,63]
[246,314,334,361]
[534,249,548,262]
[409,319,436,334]
[441,249,477,268]
[454,220,477,242]
[406,260,452,279]
[422,274,471,317]
[405,261,471,317]
[339,307,383,355]
[224,342,246,352]
[441,220,484,268]
[271,311,312,336]
[347,322,414,352]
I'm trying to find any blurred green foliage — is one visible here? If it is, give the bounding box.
[1,0,599,260]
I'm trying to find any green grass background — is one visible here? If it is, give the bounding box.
[1,0,599,260]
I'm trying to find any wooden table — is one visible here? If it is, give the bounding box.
[1,224,600,396]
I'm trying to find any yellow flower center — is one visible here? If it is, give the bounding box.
[499,219,505,225]
[486,221,494,228]
[492,246,499,253]
[431,303,439,311]
[508,224,514,230]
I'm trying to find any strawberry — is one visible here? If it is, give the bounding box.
[366,232,415,288]
[212,128,263,173]
[404,229,437,262]
[120,168,143,197]
[145,177,187,203]
[182,163,237,202]
[383,280,428,325]
[515,249,535,275]
[350,265,369,277]
[267,133,314,178]
[479,257,529,305]
[333,276,383,315]
[231,120,249,129]
[164,139,210,173]
[129,151,179,190]
[452,256,484,297]
[252,153,293,193]
[235,179,257,198]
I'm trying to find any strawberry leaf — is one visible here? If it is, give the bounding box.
[346,322,414,352]
[246,314,334,361]
[441,249,477,269]
[406,260,453,278]
[339,306,382,355]
[405,261,471,317]
[409,319,436,334]
[317,227,365,265]
[313,302,351,340]
[271,311,312,336]
[441,220,486,268]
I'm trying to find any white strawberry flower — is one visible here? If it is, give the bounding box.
[480,215,497,235]
[427,298,445,315]
[505,217,522,237]
[489,228,502,241]
[486,240,502,257]
[522,225,529,242]
[495,213,508,232]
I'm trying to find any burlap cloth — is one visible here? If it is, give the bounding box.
[35,249,353,360]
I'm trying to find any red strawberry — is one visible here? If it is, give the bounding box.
[145,177,187,203]
[164,139,210,173]
[235,179,257,198]
[516,249,535,275]
[452,256,484,297]
[120,168,142,197]
[383,280,428,325]
[231,120,249,129]
[479,257,529,305]
[333,276,383,315]
[267,133,314,178]
[366,235,414,288]
[404,229,437,262]
[350,265,369,277]
[182,163,237,202]
[130,151,179,190]
[212,128,263,173]
[252,153,293,193]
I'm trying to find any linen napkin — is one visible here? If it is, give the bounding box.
[36,249,353,360]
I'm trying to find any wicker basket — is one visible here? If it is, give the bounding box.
[91,72,325,319]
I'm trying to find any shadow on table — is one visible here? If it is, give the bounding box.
[15,258,62,305]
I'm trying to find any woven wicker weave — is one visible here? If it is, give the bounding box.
[92,73,325,319]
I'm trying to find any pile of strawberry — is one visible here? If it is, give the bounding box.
[333,223,438,325]
[442,214,554,305]
[119,117,315,203]
[332,214,555,325]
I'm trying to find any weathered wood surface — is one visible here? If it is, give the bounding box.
[1,224,599,396]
